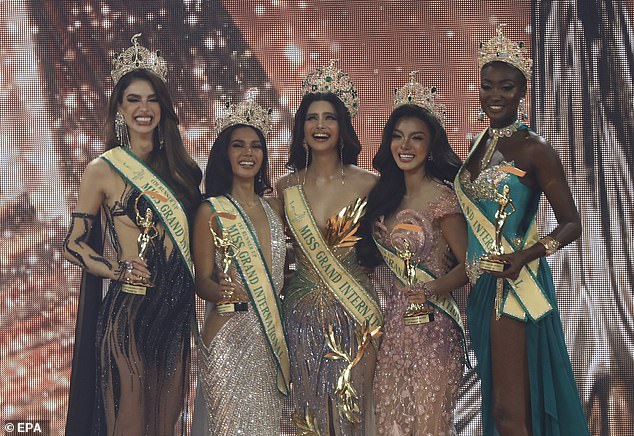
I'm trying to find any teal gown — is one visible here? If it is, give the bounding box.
[456,152,589,436]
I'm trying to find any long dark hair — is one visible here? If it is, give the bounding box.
[204,124,272,198]
[104,69,202,215]
[356,104,462,267]
[286,92,361,171]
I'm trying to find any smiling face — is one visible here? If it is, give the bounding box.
[479,62,526,127]
[303,100,340,154]
[390,116,432,175]
[117,78,161,140]
[227,126,264,181]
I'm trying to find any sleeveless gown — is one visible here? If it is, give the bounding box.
[283,196,380,435]
[458,160,589,436]
[197,197,285,435]
[95,184,194,435]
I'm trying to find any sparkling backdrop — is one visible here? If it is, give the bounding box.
[0,1,631,435]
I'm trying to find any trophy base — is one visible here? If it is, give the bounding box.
[216,302,249,314]
[121,283,147,295]
[480,258,507,272]
[403,311,435,326]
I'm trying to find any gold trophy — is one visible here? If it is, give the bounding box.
[390,223,435,326]
[121,191,166,296]
[208,212,248,314]
[479,184,516,272]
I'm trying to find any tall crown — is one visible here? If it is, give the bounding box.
[111,34,168,85]
[302,59,360,118]
[478,25,532,79]
[215,88,272,136]
[393,71,446,126]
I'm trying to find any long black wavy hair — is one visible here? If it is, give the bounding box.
[204,124,272,198]
[286,92,361,171]
[104,69,202,215]
[356,104,462,267]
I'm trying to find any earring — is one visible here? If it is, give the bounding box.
[302,140,310,185]
[427,152,433,161]
[115,112,130,148]
[339,138,345,185]
[477,107,486,121]
[257,172,263,184]
[519,98,528,122]
[158,124,165,150]
[304,141,310,170]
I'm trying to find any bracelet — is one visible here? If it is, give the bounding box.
[539,235,560,256]
[420,282,433,299]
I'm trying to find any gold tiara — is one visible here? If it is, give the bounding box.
[478,25,532,79]
[393,71,446,126]
[301,59,360,118]
[111,34,168,85]
[215,88,272,136]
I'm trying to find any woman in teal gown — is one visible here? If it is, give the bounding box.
[455,27,589,435]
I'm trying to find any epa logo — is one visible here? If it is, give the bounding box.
[4,420,49,434]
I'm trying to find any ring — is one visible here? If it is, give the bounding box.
[126,263,134,273]
[125,276,131,283]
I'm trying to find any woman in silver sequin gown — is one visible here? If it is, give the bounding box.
[357,98,468,435]
[277,86,380,435]
[192,118,287,435]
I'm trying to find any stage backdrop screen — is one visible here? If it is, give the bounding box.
[0,1,632,435]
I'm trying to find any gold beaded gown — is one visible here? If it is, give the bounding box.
[283,195,380,436]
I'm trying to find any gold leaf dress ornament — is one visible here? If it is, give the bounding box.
[324,321,383,424]
[324,197,367,248]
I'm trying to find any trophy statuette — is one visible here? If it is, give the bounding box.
[391,223,435,326]
[479,184,516,272]
[209,212,248,314]
[121,190,166,295]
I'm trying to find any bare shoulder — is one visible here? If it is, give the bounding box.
[194,199,214,224]
[276,172,301,193]
[84,156,114,179]
[81,157,118,190]
[345,165,378,192]
[521,130,558,160]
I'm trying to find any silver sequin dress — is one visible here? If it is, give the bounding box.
[197,197,285,436]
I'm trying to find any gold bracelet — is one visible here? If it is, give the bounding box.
[539,235,560,256]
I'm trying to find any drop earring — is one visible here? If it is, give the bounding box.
[158,124,165,150]
[339,138,345,185]
[477,107,486,122]
[115,112,130,148]
[302,140,310,185]
[518,98,528,122]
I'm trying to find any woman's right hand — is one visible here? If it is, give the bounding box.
[116,256,151,285]
[216,272,249,303]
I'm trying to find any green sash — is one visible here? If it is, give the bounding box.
[284,186,382,328]
[455,131,552,321]
[207,196,290,395]
[100,147,193,279]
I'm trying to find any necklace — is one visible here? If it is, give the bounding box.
[479,119,522,171]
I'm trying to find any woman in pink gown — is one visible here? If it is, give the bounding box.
[357,78,469,435]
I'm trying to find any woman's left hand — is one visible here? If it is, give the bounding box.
[487,251,529,280]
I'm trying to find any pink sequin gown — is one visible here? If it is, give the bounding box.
[373,185,465,436]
